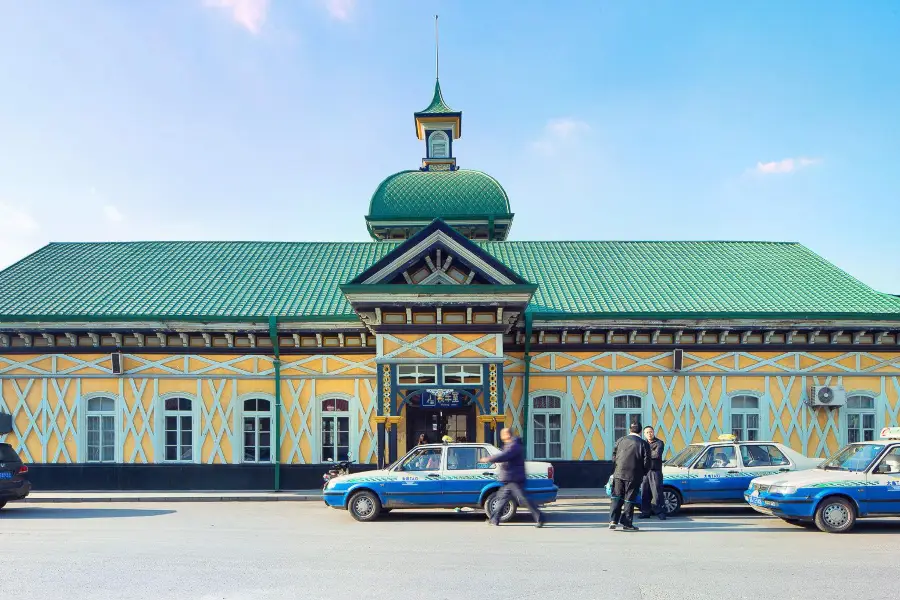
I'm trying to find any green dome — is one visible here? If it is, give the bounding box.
[367,169,512,221]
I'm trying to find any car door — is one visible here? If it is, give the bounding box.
[382,447,445,508]
[687,445,741,502]
[865,445,900,515]
[442,445,494,507]
[738,444,793,490]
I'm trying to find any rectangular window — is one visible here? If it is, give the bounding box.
[397,364,438,385]
[472,312,496,324]
[243,416,272,463]
[321,415,350,462]
[442,364,482,385]
[846,395,876,444]
[86,415,115,463]
[443,312,466,324]
[731,395,760,441]
[612,395,642,441]
[165,415,193,462]
[532,413,562,460]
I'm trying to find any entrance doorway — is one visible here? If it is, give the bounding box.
[406,403,476,451]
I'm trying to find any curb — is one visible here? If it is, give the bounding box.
[21,491,607,503]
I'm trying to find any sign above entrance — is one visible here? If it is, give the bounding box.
[421,389,463,409]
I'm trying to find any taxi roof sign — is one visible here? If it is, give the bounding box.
[880,427,900,440]
[717,434,737,442]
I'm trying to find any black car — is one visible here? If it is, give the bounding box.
[0,442,31,509]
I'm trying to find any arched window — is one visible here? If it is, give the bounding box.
[243,398,272,463]
[321,398,350,462]
[163,397,193,462]
[731,395,760,441]
[531,395,563,459]
[846,394,876,443]
[85,396,115,463]
[429,131,449,158]
[613,395,643,441]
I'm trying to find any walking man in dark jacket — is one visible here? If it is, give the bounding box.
[483,427,545,527]
[609,421,651,531]
[639,425,666,520]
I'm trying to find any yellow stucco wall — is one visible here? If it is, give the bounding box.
[0,353,379,465]
[3,349,900,464]
[503,350,900,459]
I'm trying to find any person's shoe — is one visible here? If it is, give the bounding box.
[622,524,639,532]
[486,520,498,526]
[657,513,667,521]
[535,516,545,528]
[608,522,617,530]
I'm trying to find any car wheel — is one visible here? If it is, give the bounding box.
[348,490,381,522]
[661,487,682,515]
[484,491,518,522]
[814,497,856,533]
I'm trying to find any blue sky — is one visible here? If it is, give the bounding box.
[1,1,898,292]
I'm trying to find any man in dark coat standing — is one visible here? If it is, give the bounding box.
[483,427,545,527]
[609,421,651,531]
[639,425,666,520]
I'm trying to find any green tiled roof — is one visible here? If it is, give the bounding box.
[415,79,457,115]
[367,169,512,222]
[1,240,899,320]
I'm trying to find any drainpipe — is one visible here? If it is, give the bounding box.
[521,312,533,446]
[268,316,282,492]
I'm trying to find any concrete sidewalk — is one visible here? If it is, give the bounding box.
[22,488,607,503]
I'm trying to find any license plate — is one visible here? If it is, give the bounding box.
[0,472,12,480]
[748,495,765,507]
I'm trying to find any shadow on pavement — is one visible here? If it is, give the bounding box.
[0,506,175,520]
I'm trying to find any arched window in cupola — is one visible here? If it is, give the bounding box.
[429,131,449,158]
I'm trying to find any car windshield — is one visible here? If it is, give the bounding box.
[666,444,705,468]
[820,443,884,472]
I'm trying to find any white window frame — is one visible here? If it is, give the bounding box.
[730,394,761,442]
[845,393,877,445]
[158,393,198,464]
[240,395,274,464]
[442,364,482,385]
[611,393,645,444]
[429,130,449,158]
[397,364,438,385]
[80,392,120,464]
[528,393,566,460]
[318,395,354,464]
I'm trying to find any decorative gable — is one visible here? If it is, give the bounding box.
[347,219,529,287]
[341,219,536,333]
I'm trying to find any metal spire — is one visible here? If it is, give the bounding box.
[435,14,440,80]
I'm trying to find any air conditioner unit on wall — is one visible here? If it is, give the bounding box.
[807,385,847,408]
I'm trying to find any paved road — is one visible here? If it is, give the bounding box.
[1,499,897,600]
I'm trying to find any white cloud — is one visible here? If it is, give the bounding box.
[203,0,269,34]
[530,118,591,156]
[103,205,125,223]
[322,0,356,20]
[753,156,821,175]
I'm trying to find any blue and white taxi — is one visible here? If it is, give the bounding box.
[745,427,900,533]
[323,442,558,522]
[658,434,821,514]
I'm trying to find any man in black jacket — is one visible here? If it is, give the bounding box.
[639,425,666,520]
[609,421,651,531]
[482,427,545,528]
